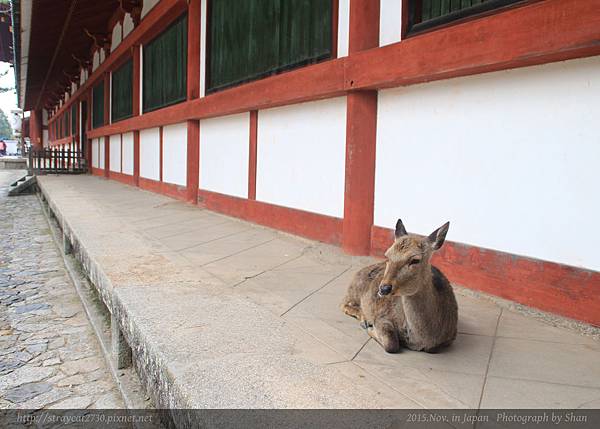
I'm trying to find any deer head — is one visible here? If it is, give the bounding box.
[378,219,449,298]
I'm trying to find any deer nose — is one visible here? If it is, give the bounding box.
[378,284,393,297]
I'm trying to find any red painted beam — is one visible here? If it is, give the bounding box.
[87,58,346,139]
[103,73,110,178]
[139,177,188,202]
[198,189,343,246]
[186,0,201,203]
[186,120,199,203]
[248,111,258,200]
[345,0,600,91]
[132,44,141,187]
[83,0,600,139]
[371,226,600,327]
[48,0,188,126]
[342,0,380,255]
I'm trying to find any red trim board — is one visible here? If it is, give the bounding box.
[77,0,600,141]
[109,171,135,186]
[371,225,600,327]
[198,189,343,246]
[138,177,188,202]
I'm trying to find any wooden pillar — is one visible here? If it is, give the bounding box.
[342,0,380,255]
[86,91,93,168]
[132,44,141,186]
[30,109,44,150]
[248,111,258,200]
[186,0,201,203]
[103,73,111,177]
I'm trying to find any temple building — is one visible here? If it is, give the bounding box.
[9,0,600,326]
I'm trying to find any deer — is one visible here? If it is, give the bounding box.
[341,219,458,353]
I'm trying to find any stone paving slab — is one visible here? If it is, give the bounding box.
[36,175,600,409]
[0,171,124,410]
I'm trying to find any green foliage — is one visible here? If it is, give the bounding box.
[0,109,13,140]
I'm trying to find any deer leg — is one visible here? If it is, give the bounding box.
[371,319,400,354]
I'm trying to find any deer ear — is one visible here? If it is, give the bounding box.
[428,221,450,250]
[395,219,408,239]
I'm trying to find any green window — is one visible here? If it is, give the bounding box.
[92,81,105,129]
[408,0,523,34]
[112,58,134,122]
[208,0,332,93]
[71,104,77,135]
[143,14,187,113]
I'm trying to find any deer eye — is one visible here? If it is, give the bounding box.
[408,258,421,266]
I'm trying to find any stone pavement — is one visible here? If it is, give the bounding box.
[0,171,124,409]
[37,175,600,409]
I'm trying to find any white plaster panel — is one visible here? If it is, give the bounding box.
[92,51,100,71]
[140,127,160,181]
[141,0,160,18]
[257,97,347,218]
[42,109,48,126]
[109,134,121,173]
[111,23,122,52]
[122,132,134,175]
[42,130,48,146]
[162,123,188,186]
[337,0,350,57]
[98,138,105,170]
[380,0,402,46]
[375,56,600,271]
[91,139,99,168]
[100,49,105,64]
[123,14,134,38]
[200,113,249,198]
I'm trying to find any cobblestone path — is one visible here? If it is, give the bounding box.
[0,171,124,409]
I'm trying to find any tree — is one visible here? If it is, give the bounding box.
[0,69,13,94]
[0,108,13,139]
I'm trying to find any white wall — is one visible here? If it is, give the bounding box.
[140,128,160,181]
[337,0,350,57]
[257,97,347,218]
[122,132,134,175]
[200,113,249,198]
[109,134,121,173]
[91,139,99,168]
[111,23,122,52]
[123,14,134,39]
[141,0,160,18]
[380,0,402,46]
[375,56,600,271]
[98,138,105,169]
[92,51,100,71]
[162,123,187,186]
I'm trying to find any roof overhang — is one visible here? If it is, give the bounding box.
[16,0,121,112]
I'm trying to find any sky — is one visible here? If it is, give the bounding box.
[0,61,20,133]
[0,60,18,114]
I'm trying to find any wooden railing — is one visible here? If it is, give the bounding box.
[28,148,87,175]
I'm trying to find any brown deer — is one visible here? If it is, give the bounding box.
[341,219,457,353]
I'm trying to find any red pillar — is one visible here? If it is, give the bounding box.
[186,0,201,203]
[29,109,44,150]
[103,73,111,177]
[132,44,141,186]
[248,111,258,200]
[342,0,380,255]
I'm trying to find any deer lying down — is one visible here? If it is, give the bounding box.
[341,219,458,353]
